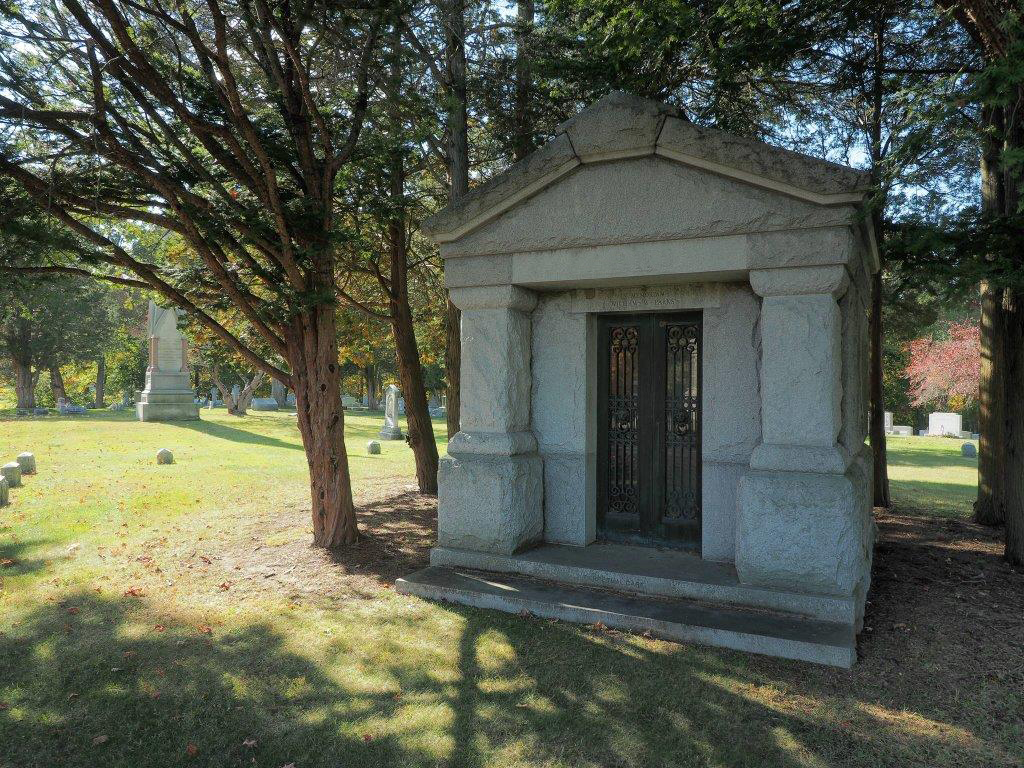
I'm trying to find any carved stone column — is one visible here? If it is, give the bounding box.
[438,286,543,554]
[737,265,872,608]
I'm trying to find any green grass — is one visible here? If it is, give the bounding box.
[0,413,1018,768]
[886,435,979,518]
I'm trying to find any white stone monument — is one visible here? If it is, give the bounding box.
[883,411,893,434]
[136,301,200,422]
[378,385,403,440]
[927,412,962,437]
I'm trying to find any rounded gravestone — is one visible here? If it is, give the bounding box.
[0,476,8,507]
[156,448,174,465]
[16,452,36,475]
[961,442,977,458]
[366,440,381,455]
[1,462,22,488]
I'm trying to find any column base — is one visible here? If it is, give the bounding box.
[438,452,543,555]
[136,390,200,422]
[378,426,404,440]
[736,456,873,608]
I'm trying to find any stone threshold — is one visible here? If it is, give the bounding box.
[397,566,856,668]
[430,543,857,624]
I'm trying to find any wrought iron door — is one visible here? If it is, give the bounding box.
[597,313,702,549]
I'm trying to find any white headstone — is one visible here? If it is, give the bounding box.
[16,452,35,475]
[378,384,403,440]
[1,462,22,488]
[883,411,893,434]
[927,412,962,437]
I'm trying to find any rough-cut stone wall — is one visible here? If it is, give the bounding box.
[530,282,760,560]
[444,157,857,259]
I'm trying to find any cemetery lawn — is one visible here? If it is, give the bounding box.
[0,412,1021,768]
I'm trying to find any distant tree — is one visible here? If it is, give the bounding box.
[905,320,981,408]
[0,0,390,547]
[0,276,117,409]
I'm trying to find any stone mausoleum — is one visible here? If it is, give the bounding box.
[398,93,878,667]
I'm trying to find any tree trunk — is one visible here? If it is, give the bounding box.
[12,358,35,410]
[513,0,535,161]
[869,264,891,508]
[49,365,67,405]
[95,355,107,408]
[867,11,890,508]
[236,370,265,414]
[443,0,469,440]
[287,305,358,547]
[365,366,379,410]
[1003,289,1024,564]
[976,105,1006,525]
[385,21,439,494]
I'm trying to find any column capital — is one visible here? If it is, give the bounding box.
[449,285,537,312]
[750,265,849,299]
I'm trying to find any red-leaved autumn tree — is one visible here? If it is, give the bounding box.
[905,321,981,408]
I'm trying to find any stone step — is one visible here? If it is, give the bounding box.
[397,566,856,668]
[430,544,857,624]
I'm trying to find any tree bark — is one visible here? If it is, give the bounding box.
[49,365,67,405]
[867,11,890,508]
[1004,288,1024,563]
[976,104,1007,524]
[287,305,358,547]
[365,365,379,410]
[12,358,35,410]
[443,0,469,440]
[95,355,107,408]
[513,0,535,161]
[868,262,891,508]
[382,22,440,493]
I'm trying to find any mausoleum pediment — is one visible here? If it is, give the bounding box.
[424,91,876,267]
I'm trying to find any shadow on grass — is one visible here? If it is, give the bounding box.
[0,592,835,768]
[171,417,304,453]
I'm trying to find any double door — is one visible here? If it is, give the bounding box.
[596,313,702,548]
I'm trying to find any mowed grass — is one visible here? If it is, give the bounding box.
[886,435,979,518]
[0,412,1019,768]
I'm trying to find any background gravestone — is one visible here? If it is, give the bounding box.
[0,476,7,506]
[961,443,977,458]
[136,301,200,422]
[16,453,36,474]
[1,462,22,488]
[378,385,404,440]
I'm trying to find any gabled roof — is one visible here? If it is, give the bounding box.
[423,92,873,244]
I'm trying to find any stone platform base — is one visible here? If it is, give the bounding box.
[397,565,856,668]
[378,426,404,440]
[137,399,200,422]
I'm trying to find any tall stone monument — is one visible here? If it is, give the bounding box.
[378,384,403,440]
[136,301,200,422]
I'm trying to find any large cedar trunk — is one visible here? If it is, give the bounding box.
[365,366,379,410]
[868,235,891,508]
[513,0,535,161]
[443,0,468,441]
[95,356,107,408]
[444,300,461,439]
[287,305,358,547]
[976,105,1007,525]
[391,297,440,494]
[49,365,67,405]
[1003,291,1024,564]
[385,23,439,493]
[12,358,35,410]
[977,280,1007,525]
